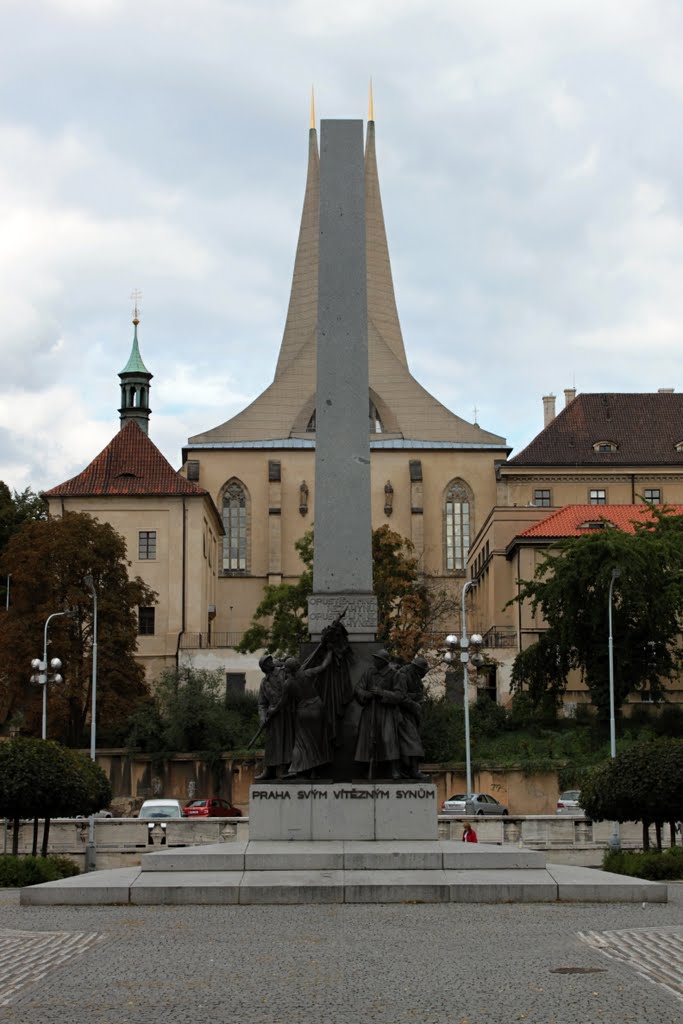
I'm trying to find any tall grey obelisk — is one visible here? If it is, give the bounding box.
[308,120,378,643]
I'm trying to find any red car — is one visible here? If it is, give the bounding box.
[183,798,242,817]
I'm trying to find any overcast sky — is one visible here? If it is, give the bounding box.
[2,0,683,494]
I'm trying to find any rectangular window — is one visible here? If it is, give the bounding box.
[533,489,551,507]
[138,607,155,635]
[643,488,661,504]
[225,672,246,700]
[589,489,606,505]
[138,530,157,560]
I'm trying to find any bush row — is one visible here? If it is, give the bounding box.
[0,854,80,887]
[603,846,683,880]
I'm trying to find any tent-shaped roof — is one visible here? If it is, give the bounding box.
[45,420,207,498]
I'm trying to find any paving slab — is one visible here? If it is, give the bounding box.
[441,841,546,870]
[446,868,558,903]
[343,840,443,870]
[547,862,668,902]
[131,870,241,904]
[344,869,450,903]
[239,869,344,904]
[245,840,344,870]
[141,841,247,872]
[20,867,139,906]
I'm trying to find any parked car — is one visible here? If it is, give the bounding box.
[441,793,508,816]
[183,798,243,818]
[137,799,186,844]
[556,790,583,815]
[137,799,186,823]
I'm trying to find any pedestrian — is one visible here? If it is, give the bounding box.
[462,822,478,843]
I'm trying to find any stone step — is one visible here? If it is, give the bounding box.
[140,840,547,873]
[20,863,668,906]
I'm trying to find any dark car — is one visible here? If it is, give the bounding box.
[183,798,243,817]
[441,793,508,816]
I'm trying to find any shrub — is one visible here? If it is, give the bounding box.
[603,846,683,881]
[0,854,80,887]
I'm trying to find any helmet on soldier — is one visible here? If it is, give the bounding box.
[284,657,301,673]
[373,649,391,664]
[412,655,429,673]
[258,653,274,672]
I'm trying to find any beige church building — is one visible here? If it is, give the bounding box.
[45,114,683,708]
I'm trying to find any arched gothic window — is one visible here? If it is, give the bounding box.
[222,481,248,572]
[445,480,472,572]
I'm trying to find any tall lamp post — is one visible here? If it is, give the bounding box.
[607,567,621,852]
[83,575,98,872]
[82,575,98,762]
[445,580,484,800]
[31,611,70,739]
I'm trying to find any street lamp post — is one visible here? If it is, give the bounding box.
[82,575,98,873]
[607,567,621,852]
[445,580,484,800]
[31,611,69,739]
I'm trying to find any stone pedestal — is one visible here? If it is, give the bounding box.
[249,782,438,842]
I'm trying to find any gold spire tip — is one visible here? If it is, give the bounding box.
[310,86,315,130]
[368,77,374,121]
[130,288,143,325]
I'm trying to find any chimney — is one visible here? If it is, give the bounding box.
[542,394,556,427]
[658,388,674,393]
[564,388,577,407]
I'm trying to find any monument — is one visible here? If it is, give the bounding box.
[250,120,437,839]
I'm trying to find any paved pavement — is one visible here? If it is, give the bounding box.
[0,883,682,1023]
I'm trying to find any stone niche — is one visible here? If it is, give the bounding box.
[249,781,438,842]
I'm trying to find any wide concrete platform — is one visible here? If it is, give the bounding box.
[20,840,667,906]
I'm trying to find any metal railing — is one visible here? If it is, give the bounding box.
[481,626,517,649]
[179,632,245,649]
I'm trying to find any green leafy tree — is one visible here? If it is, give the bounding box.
[238,525,452,659]
[0,511,156,744]
[126,667,259,755]
[0,483,46,557]
[0,738,111,855]
[581,739,683,850]
[510,508,683,716]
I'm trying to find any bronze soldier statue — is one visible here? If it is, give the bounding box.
[254,653,295,781]
[354,650,403,780]
[395,654,430,781]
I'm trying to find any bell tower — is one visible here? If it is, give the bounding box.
[118,292,153,434]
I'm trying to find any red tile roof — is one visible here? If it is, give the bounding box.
[44,421,208,498]
[518,504,683,539]
[508,393,683,466]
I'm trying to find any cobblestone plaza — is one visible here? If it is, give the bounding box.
[1,883,681,1023]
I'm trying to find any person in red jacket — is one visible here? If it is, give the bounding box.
[462,822,478,843]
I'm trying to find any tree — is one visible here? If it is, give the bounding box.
[237,525,454,659]
[125,666,259,755]
[581,739,683,850]
[0,483,47,557]
[0,738,111,855]
[0,511,156,744]
[510,507,683,716]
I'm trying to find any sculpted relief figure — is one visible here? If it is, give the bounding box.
[279,650,333,779]
[394,655,430,781]
[254,653,295,781]
[354,650,404,780]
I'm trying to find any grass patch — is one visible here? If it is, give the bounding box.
[0,854,80,887]
[603,846,683,881]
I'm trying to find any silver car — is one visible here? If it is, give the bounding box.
[555,790,583,815]
[441,792,508,816]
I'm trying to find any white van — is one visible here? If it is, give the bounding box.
[138,799,185,819]
[137,799,185,843]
